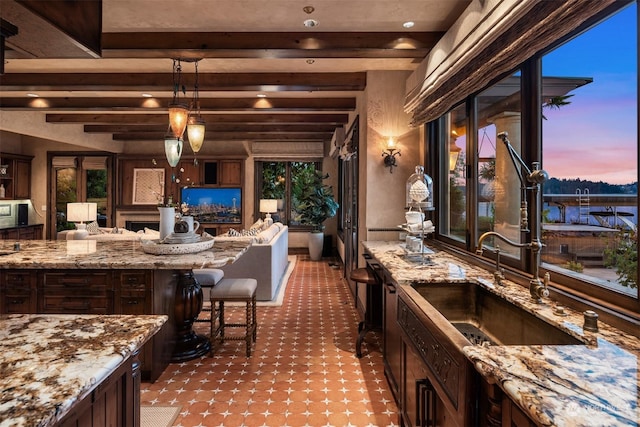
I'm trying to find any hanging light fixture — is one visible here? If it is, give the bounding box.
[187,59,206,157]
[164,133,183,168]
[168,59,189,139]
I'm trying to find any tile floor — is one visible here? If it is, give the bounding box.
[141,255,400,427]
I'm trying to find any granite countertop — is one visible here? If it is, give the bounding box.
[0,314,167,427]
[363,241,639,427]
[0,239,251,270]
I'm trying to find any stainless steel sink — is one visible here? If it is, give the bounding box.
[410,282,584,346]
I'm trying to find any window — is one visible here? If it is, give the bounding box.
[541,3,638,299]
[255,161,320,226]
[51,155,112,236]
[434,2,638,311]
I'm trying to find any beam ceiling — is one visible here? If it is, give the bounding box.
[0,0,472,145]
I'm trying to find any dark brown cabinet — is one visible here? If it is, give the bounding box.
[57,354,139,427]
[0,224,43,240]
[219,160,242,186]
[382,269,401,401]
[398,293,475,427]
[40,272,113,314]
[0,268,174,382]
[0,270,37,314]
[0,153,32,200]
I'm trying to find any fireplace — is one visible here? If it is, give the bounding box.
[125,221,159,232]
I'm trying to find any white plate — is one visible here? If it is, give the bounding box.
[162,232,201,244]
[141,236,215,255]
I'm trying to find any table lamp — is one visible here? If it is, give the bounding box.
[259,199,278,227]
[67,202,98,236]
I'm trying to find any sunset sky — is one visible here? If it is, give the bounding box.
[541,2,637,185]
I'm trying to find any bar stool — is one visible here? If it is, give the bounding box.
[192,269,225,325]
[350,267,381,358]
[210,278,258,357]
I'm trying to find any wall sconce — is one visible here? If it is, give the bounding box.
[382,137,401,173]
[449,137,462,172]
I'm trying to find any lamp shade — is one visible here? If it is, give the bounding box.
[67,202,97,223]
[259,199,278,213]
[168,103,189,138]
[187,115,206,153]
[164,136,183,167]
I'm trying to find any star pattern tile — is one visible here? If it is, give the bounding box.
[141,255,400,426]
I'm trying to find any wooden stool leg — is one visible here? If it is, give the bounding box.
[245,300,252,357]
[219,301,225,340]
[252,294,257,342]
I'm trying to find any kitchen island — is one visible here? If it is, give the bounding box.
[0,238,251,381]
[0,313,166,427]
[363,241,639,427]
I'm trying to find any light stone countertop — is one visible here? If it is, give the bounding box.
[0,314,167,427]
[363,241,639,427]
[0,238,251,270]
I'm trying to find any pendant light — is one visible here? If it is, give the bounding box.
[187,59,206,156]
[164,133,183,168]
[168,59,189,139]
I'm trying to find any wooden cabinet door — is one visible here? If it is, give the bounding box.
[178,160,201,187]
[14,159,31,199]
[219,160,242,186]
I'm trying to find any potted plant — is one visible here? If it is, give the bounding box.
[296,170,339,260]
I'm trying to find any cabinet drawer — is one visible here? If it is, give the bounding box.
[4,294,32,313]
[43,272,109,292]
[119,272,148,291]
[119,296,147,315]
[42,296,110,313]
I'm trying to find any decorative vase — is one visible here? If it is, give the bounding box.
[308,231,324,261]
[158,206,176,240]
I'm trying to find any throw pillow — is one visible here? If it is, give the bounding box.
[85,221,100,235]
[250,218,264,230]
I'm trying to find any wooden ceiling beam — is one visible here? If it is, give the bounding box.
[0,97,356,110]
[15,0,102,56]
[46,113,349,124]
[85,123,339,133]
[101,32,442,59]
[0,72,366,91]
[113,132,333,141]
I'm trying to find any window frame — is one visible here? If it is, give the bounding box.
[254,159,322,229]
[430,3,639,317]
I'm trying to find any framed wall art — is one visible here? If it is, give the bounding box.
[132,168,164,205]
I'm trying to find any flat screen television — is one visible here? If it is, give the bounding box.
[180,187,242,224]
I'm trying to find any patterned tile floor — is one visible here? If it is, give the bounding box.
[141,255,400,427]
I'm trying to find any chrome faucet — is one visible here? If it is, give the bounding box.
[476,132,550,303]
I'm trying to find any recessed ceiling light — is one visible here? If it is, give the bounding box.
[403,21,415,29]
[257,93,267,98]
[27,93,39,97]
[303,19,319,28]
[303,5,315,14]
[306,59,315,64]
[142,93,153,98]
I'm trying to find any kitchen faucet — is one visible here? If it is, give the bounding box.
[476,132,550,303]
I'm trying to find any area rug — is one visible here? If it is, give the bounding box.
[257,255,297,307]
[140,405,181,427]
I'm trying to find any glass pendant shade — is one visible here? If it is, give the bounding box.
[187,116,206,153]
[164,136,183,167]
[168,104,189,138]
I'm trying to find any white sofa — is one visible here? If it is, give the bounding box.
[215,223,289,301]
[57,227,157,241]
